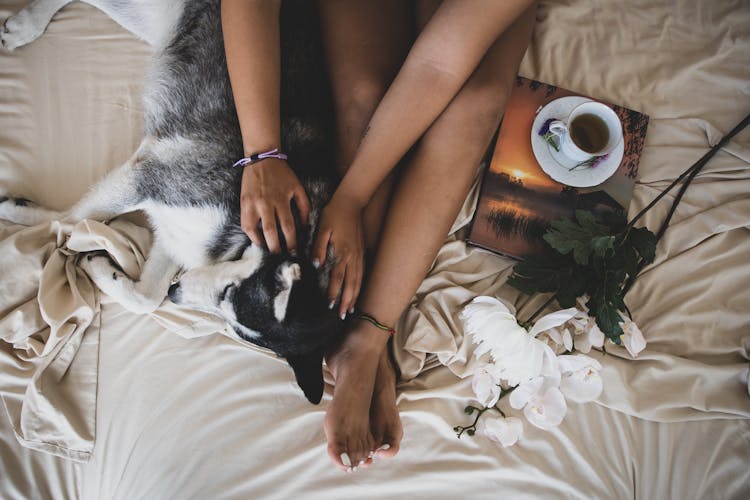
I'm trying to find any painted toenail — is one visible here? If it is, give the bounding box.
[358,459,366,466]
[340,452,351,467]
[378,444,391,451]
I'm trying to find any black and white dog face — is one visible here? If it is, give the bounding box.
[167,245,342,403]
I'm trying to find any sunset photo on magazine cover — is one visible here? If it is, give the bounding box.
[468,78,649,259]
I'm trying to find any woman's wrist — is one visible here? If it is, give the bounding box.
[331,185,368,211]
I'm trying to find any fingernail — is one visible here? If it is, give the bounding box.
[378,444,391,451]
[290,249,297,256]
[328,300,335,310]
[340,312,346,321]
[349,307,355,315]
[340,452,351,467]
[313,259,320,269]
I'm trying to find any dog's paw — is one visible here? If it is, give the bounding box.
[80,253,125,290]
[0,194,31,222]
[1,11,45,51]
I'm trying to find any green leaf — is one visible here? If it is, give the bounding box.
[543,211,614,266]
[576,210,610,235]
[628,226,657,264]
[589,295,624,342]
[591,236,615,257]
[573,244,593,265]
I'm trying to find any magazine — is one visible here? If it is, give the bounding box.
[467,77,650,259]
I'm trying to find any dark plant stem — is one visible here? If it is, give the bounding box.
[455,388,516,438]
[627,112,750,230]
[455,406,490,438]
[623,112,750,294]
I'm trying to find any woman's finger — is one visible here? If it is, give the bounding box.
[338,262,360,318]
[259,204,281,253]
[292,186,311,227]
[277,206,297,255]
[241,206,264,248]
[313,225,332,268]
[327,257,347,314]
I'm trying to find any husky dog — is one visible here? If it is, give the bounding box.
[0,0,342,404]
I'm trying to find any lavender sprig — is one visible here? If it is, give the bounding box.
[568,152,609,171]
[538,118,559,152]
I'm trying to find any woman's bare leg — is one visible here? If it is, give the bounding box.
[323,1,537,470]
[318,0,411,470]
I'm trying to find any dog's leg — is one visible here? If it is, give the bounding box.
[1,147,144,226]
[65,157,143,223]
[79,0,186,47]
[1,0,73,51]
[80,238,179,314]
[0,195,63,226]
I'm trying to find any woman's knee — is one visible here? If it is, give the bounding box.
[333,76,390,139]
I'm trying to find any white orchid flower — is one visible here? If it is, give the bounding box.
[618,313,647,358]
[509,376,567,430]
[461,296,521,359]
[478,415,523,447]
[574,319,605,353]
[527,307,579,338]
[558,354,603,403]
[528,306,587,354]
[472,364,502,407]
[461,296,557,386]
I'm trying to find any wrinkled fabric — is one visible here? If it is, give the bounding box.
[0,0,749,498]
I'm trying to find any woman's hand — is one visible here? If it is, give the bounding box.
[240,158,311,254]
[313,192,366,318]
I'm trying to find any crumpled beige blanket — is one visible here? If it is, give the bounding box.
[2,0,749,464]
[3,119,748,462]
[0,217,229,462]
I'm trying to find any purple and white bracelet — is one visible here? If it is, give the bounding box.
[233,148,288,168]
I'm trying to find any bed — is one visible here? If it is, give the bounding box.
[1,0,749,498]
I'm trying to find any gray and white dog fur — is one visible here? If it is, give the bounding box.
[0,0,344,404]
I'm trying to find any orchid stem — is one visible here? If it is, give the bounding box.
[455,388,517,438]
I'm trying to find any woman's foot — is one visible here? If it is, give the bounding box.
[324,322,384,471]
[369,347,402,458]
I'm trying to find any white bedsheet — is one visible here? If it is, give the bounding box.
[1,0,749,498]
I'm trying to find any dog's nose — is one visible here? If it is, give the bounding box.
[168,282,182,303]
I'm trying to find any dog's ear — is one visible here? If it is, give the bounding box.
[286,351,324,404]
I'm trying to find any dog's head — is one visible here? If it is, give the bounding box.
[167,245,342,403]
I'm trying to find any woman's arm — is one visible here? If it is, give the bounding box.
[336,0,535,206]
[314,0,534,315]
[222,0,310,254]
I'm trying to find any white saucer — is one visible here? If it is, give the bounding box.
[531,96,624,188]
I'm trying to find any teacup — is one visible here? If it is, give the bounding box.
[548,101,623,163]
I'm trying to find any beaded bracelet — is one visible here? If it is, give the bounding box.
[233,148,288,168]
[356,313,396,336]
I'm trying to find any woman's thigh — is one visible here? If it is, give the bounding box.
[318,0,412,246]
[318,0,411,166]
